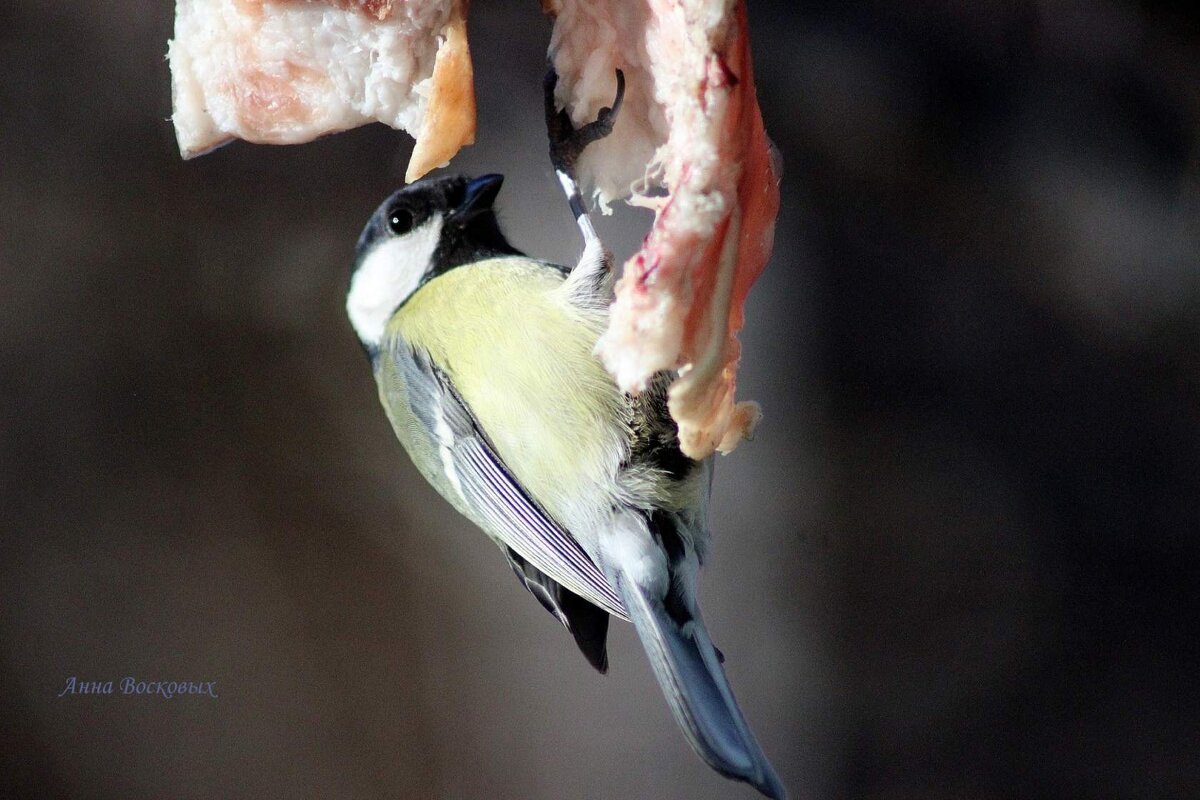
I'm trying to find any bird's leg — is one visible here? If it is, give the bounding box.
[544,65,625,283]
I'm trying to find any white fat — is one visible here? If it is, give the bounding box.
[169,0,450,157]
[548,0,668,207]
[549,0,778,459]
[346,216,443,348]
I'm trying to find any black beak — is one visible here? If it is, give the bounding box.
[453,174,504,221]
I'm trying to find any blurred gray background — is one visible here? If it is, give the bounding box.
[2,1,1198,798]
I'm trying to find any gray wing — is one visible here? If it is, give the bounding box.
[393,342,628,620]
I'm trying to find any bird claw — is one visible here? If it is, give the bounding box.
[545,66,626,177]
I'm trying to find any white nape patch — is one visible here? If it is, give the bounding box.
[346,216,443,347]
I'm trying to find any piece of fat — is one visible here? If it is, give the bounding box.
[547,0,781,459]
[168,0,475,181]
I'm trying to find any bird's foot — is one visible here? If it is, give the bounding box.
[544,65,625,180]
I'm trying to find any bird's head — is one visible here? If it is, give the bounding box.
[347,173,518,352]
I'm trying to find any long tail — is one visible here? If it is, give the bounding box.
[612,565,787,799]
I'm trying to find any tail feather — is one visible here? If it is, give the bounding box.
[615,573,788,800]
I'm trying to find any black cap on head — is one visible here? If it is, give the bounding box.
[353,173,521,277]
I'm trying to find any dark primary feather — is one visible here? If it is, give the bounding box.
[505,547,610,673]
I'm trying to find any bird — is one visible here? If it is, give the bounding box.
[344,68,786,799]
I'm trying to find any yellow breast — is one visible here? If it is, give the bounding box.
[387,257,630,526]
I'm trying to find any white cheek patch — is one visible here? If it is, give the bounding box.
[347,216,443,347]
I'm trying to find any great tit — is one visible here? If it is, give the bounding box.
[345,73,785,800]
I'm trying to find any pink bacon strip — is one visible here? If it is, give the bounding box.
[589,0,780,459]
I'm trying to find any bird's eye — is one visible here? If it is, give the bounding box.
[388,208,414,235]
